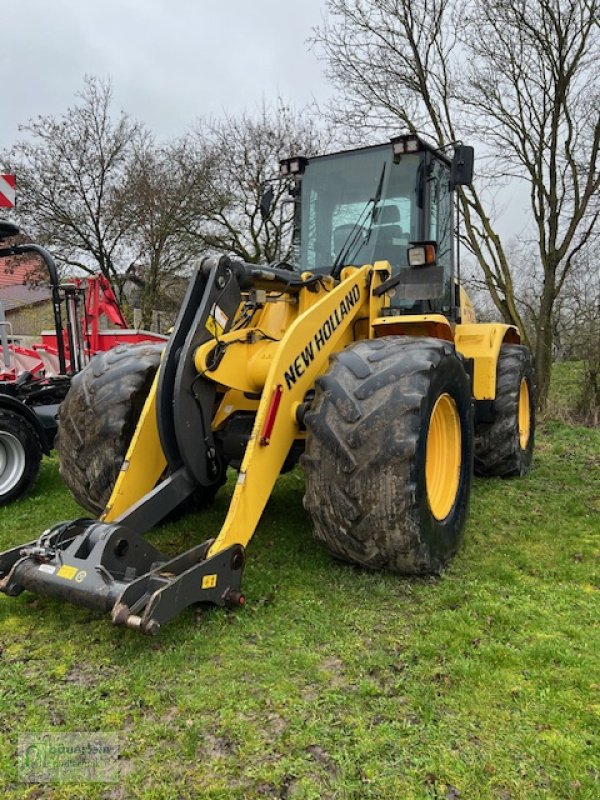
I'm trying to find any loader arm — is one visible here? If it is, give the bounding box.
[207,264,371,556]
[103,263,373,531]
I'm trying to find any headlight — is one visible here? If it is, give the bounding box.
[407,243,437,267]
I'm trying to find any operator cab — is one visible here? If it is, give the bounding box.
[279,135,473,319]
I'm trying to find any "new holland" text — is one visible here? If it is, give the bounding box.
[283,284,361,390]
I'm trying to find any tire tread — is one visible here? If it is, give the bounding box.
[303,336,473,574]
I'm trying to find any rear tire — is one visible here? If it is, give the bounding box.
[474,344,535,477]
[0,410,42,505]
[302,337,474,574]
[56,343,165,515]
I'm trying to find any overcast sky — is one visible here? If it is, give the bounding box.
[1,0,527,240]
[0,0,331,148]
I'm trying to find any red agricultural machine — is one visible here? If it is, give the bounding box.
[0,220,166,504]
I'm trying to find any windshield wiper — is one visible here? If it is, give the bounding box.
[331,163,387,279]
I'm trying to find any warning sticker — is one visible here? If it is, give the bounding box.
[205,303,228,337]
[38,564,56,575]
[202,574,217,589]
[57,565,78,580]
[213,304,228,330]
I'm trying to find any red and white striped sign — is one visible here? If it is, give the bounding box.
[0,174,16,208]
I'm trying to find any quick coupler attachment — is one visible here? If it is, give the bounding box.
[0,519,246,635]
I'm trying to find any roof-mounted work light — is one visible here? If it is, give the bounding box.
[279,156,308,177]
[390,135,421,158]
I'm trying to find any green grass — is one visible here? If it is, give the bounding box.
[0,411,599,797]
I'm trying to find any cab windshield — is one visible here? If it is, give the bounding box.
[296,145,421,274]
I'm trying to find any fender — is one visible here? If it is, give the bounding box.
[454,323,520,399]
[371,313,454,342]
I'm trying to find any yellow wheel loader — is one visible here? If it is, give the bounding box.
[0,135,535,634]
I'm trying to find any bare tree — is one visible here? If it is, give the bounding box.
[192,101,335,264]
[2,76,143,289]
[120,136,220,327]
[462,238,532,326]
[314,0,600,407]
[462,0,600,407]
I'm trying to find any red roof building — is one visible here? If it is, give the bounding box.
[0,254,45,289]
[0,254,52,336]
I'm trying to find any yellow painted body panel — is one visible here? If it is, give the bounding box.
[454,323,520,399]
[212,389,259,430]
[368,261,392,336]
[102,372,167,522]
[195,278,342,394]
[196,333,280,394]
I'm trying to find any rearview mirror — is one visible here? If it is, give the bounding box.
[450,145,474,189]
[259,185,275,221]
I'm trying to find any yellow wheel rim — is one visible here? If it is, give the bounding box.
[518,378,531,450]
[426,393,462,521]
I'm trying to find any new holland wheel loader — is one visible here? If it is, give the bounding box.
[0,135,535,634]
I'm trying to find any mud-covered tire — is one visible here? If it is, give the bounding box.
[56,343,165,515]
[0,410,42,505]
[474,344,535,477]
[302,337,474,574]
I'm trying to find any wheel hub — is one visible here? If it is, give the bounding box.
[426,393,462,521]
[518,378,531,449]
[0,431,27,496]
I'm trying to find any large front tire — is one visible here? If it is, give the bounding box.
[302,337,474,574]
[55,343,165,515]
[474,344,535,477]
